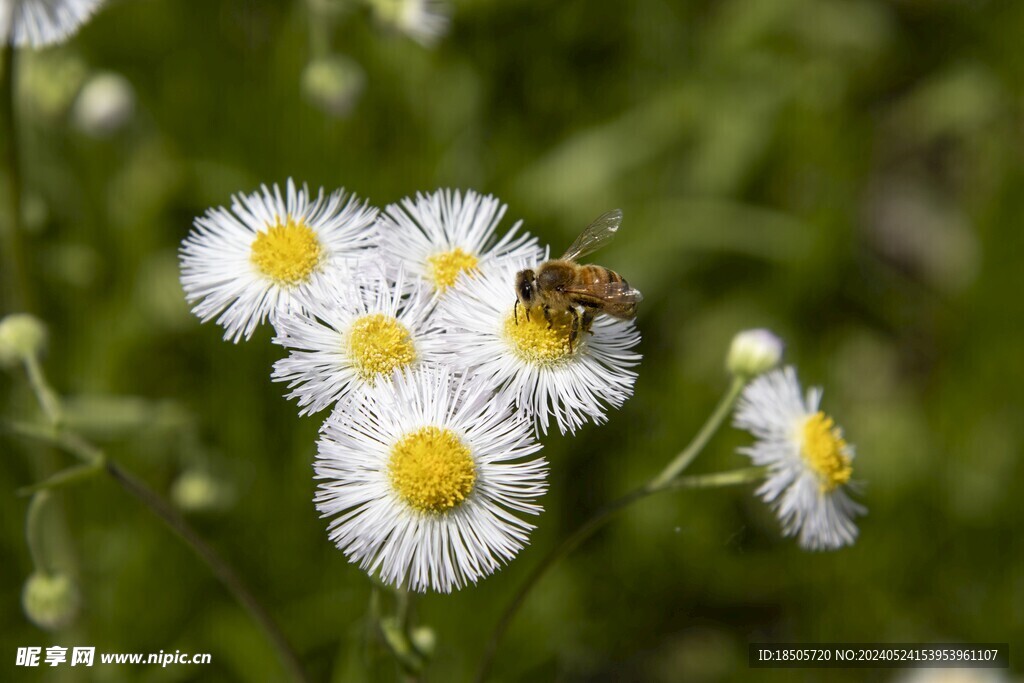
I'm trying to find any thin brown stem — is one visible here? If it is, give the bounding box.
[10,356,308,682]
[103,460,310,683]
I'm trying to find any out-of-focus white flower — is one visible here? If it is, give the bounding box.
[369,0,449,48]
[179,179,377,343]
[726,328,784,378]
[377,188,543,295]
[301,55,365,117]
[316,366,547,593]
[72,71,134,136]
[2,0,105,48]
[272,265,445,415]
[438,260,641,435]
[734,367,865,550]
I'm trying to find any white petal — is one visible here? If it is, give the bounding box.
[315,366,548,592]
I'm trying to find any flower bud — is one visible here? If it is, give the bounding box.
[22,572,80,631]
[301,56,365,117]
[0,314,48,368]
[73,72,135,137]
[726,329,784,378]
[410,626,436,658]
[171,469,233,513]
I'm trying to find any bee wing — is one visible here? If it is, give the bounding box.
[562,280,644,304]
[560,209,623,261]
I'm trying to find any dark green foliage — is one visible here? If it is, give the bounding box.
[2,0,1022,680]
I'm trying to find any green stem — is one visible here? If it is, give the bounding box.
[23,354,61,426]
[657,466,766,493]
[473,466,764,683]
[474,487,646,683]
[25,491,53,574]
[5,419,101,464]
[17,459,105,496]
[474,375,753,682]
[396,585,411,631]
[306,0,334,59]
[380,585,425,678]
[649,375,746,488]
[1,41,31,312]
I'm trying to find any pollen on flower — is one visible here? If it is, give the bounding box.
[503,307,576,365]
[347,314,417,381]
[388,426,477,514]
[250,217,323,285]
[427,247,478,291]
[801,411,853,492]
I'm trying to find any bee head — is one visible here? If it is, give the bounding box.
[514,269,536,308]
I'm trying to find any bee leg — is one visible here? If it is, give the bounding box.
[543,305,553,329]
[581,310,596,336]
[568,307,580,352]
[514,300,519,325]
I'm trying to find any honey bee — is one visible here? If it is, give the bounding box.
[514,209,642,350]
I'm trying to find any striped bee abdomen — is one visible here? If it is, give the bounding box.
[576,265,623,286]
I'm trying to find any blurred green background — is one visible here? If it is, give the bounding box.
[2,0,1023,680]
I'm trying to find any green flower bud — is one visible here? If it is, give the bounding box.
[726,328,783,378]
[22,572,80,631]
[301,56,365,117]
[410,626,436,658]
[0,314,48,368]
[171,469,232,512]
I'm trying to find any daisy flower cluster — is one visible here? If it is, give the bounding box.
[179,180,643,591]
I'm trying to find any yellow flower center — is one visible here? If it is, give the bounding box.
[427,247,479,291]
[503,307,576,365]
[388,426,477,514]
[250,217,322,286]
[347,314,417,382]
[801,411,853,492]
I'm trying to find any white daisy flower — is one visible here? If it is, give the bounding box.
[271,265,444,415]
[179,179,377,343]
[376,188,543,295]
[734,366,866,551]
[370,0,449,48]
[2,0,104,48]
[438,260,641,435]
[316,366,547,593]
